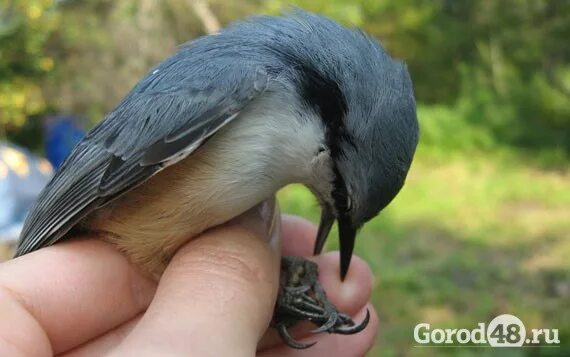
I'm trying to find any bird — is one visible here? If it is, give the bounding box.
[15,10,419,348]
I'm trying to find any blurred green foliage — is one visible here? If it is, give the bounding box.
[1,0,568,160]
[279,152,570,355]
[0,0,56,128]
[1,1,568,355]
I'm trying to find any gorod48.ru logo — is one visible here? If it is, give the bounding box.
[414,314,560,347]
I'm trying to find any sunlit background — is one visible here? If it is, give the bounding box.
[1,1,569,355]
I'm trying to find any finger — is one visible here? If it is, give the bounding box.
[315,252,374,314]
[280,214,317,256]
[0,239,157,355]
[259,305,379,357]
[259,252,373,349]
[67,213,313,356]
[111,200,282,356]
[63,316,142,357]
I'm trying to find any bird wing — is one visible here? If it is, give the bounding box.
[16,50,268,257]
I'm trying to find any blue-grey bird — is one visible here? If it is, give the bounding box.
[15,11,419,348]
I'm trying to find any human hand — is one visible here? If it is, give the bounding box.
[0,208,378,356]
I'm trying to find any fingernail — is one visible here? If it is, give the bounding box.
[233,197,281,252]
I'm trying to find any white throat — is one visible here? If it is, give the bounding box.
[203,87,336,206]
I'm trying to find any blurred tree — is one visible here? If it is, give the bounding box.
[42,0,260,120]
[191,0,221,33]
[0,0,59,133]
[1,0,568,158]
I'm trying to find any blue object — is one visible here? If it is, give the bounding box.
[0,142,53,243]
[43,115,85,168]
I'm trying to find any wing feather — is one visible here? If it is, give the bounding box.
[15,47,268,257]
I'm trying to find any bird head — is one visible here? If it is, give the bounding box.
[216,10,419,280]
[288,15,419,280]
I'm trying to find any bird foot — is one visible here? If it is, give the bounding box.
[273,256,370,349]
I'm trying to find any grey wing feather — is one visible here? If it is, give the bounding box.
[15,49,268,257]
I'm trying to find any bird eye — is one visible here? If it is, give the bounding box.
[317,145,326,154]
[338,195,352,213]
[333,189,352,213]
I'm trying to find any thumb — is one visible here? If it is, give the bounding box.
[113,199,282,357]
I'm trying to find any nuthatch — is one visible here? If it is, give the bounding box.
[16,11,418,348]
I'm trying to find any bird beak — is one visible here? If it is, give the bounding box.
[313,206,335,255]
[313,205,356,281]
[338,218,356,281]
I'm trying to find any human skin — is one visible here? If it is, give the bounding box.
[0,214,378,356]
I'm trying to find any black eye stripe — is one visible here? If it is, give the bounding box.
[331,164,351,216]
[294,61,352,217]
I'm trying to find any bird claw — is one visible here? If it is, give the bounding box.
[276,323,317,349]
[273,256,370,349]
[310,311,338,333]
[331,309,370,334]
